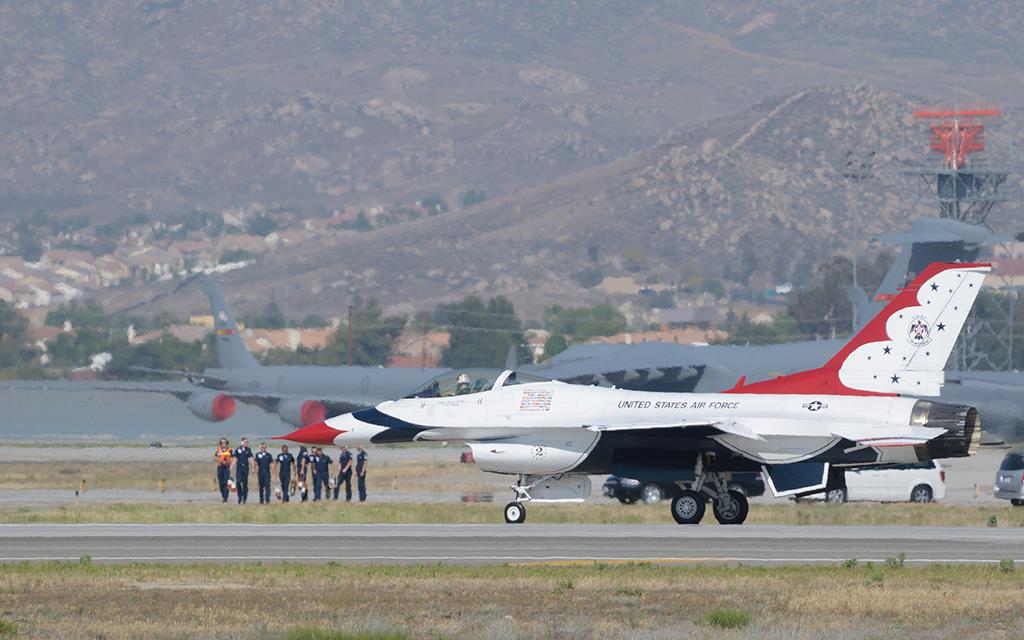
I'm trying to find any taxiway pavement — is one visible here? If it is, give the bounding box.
[1,523,1021,565]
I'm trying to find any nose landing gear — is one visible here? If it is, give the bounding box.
[504,501,526,524]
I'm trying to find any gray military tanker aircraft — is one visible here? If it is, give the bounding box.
[154,277,833,428]
[25,217,1024,438]
[149,277,451,427]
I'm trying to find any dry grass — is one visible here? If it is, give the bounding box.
[0,459,495,494]
[0,461,216,492]
[4,458,1024,528]
[2,500,1024,527]
[0,562,1021,639]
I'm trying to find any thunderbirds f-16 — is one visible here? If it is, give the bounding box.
[279,263,989,524]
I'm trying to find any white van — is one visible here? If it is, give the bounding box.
[810,461,946,503]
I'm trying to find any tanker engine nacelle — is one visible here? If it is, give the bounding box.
[187,391,236,422]
[277,399,327,428]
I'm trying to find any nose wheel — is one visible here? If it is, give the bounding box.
[504,501,526,524]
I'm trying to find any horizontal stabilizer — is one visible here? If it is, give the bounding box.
[830,424,948,448]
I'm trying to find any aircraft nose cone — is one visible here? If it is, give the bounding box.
[273,421,346,445]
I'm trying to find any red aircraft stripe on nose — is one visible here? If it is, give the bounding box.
[273,421,346,445]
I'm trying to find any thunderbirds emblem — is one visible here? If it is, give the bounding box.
[907,316,932,346]
[217,310,229,323]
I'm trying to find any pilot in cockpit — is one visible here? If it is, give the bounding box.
[455,373,472,395]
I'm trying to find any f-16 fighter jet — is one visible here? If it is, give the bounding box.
[283,263,989,525]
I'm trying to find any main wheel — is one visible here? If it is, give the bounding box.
[670,490,706,525]
[1011,498,1024,507]
[727,483,748,497]
[640,483,663,505]
[712,489,749,525]
[910,484,933,503]
[504,501,526,524]
[825,488,847,504]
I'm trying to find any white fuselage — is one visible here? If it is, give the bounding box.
[324,381,930,474]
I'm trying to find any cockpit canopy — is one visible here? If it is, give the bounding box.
[404,369,549,398]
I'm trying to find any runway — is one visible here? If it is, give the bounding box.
[2,524,1023,565]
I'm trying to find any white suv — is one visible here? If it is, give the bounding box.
[812,461,946,503]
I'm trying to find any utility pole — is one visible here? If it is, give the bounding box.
[420,314,428,369]
[346,303,353,366]
[843,149,875,331]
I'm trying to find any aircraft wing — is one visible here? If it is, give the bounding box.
[0,379,197,400]
[589,419,765,441]
[225,391,373,416]
[0,380,373,417]
[829,423,950,448]
[410,420,763,443]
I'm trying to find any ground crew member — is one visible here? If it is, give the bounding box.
[214,437,233,502]
[254,442,273,505]
[355,445,368,502]
[307,447,321,500]
[233,437,253,504]
[296,445,310,502]
[276,445,295,503]
[334,445,353,501]
[312,447,333,501]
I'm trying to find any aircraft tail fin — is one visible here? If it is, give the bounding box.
[199,277,260,369]
[730,263,990,396]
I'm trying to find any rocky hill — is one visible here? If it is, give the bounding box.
[99,84,1024,320]
[3,1,1023,223]
[3,2,1024,318]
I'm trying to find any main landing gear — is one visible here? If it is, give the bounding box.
[670,460,750,525]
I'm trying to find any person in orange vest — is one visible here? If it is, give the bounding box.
[214,437,233,503]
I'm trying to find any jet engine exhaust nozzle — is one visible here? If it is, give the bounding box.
[910,400,981,460]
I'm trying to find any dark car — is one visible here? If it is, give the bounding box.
[602,473,765,505]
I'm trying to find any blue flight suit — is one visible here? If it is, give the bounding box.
[254,450,273,504]
[233,445,253,504]
[334,449,353,501]
[356,450,368,502]
[313,453,333,501]
[296,447,310,502]
[276,452,295,502]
